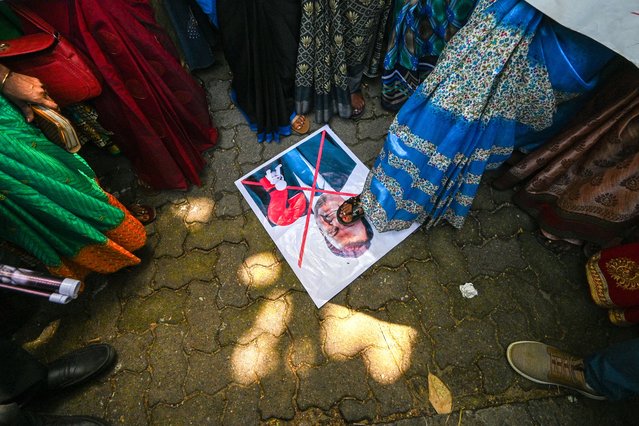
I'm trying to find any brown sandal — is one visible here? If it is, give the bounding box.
[128,204,157,225]
[291,114,310,135]
[337,195,365,226]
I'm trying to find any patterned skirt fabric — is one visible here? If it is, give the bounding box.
[361,0,614,232]
[587,243,639,326]
[495,63,639,248]
[0,96,146,280]
[295,0,392,123]
[381,0,478,111]
[216,0,301,142]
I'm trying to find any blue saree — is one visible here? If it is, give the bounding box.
[361,0,615,232]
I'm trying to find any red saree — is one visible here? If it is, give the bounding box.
[27,0,218,190]
[587,243,639,326]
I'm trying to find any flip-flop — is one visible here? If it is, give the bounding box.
[127,204,156,225]
[337,195,365,226]
[291,114,310,135]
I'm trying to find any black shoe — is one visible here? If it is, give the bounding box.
[46,344,116,392]
[25,412,110,426]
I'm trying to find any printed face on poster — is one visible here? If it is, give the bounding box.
[236,125,417,307]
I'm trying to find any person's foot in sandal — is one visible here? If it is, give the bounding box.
[350,91,365,119]
[291,114,310,135]
[127,204,156,225]
[337,195,365,226]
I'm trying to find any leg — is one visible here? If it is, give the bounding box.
[584,338,639,401]
[0,339,47,404]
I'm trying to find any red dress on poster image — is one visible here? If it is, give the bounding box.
[25,0,218,190]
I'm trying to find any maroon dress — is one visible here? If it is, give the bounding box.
[27,0,218,190]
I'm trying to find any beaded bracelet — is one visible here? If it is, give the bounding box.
[0,70,12,93]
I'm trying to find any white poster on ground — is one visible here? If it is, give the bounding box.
[235,125,418,308]
[525,0,639,67]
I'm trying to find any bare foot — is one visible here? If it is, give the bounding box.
[351,92,365,119]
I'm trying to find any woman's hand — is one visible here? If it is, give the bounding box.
[0,65,58,122]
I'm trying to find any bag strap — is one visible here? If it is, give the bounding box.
[7,1,59,39]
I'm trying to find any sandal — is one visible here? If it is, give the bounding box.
[351,91,365,120]
[337,195,365,226]
[534,230,578,255]
[291,114,310,135]
[127,203,157,225]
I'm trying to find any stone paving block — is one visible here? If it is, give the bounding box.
[296,357,370,411]
[112,331,153,373]
[247,258,304,300]
[329,117,357,144]
[477,356,514,395]
[155,249,219,290]
[380,230,431,268]
[450,275,519,321]
[430,319,499,369]
[438,363,483,402]
[77,288,120,342]
[37,377,112,420]
[260,137,293,161]
[471,183,496,211]
[211,149,239,193]
[370,379,414,418]
[237,131,264,165]
[490,309,534,349]
[148,324,188,406]
[154,205,188,258]
[454,215,483,247]
[286,291,326,367]
[185,347,233,395]
[347,266,411,310]
[206,79,232,111]
[223,384,261,426]
[242,213,278,254]
[116,257,156,299]
[408,267,457,335]
[107,371,151,424]
[358,115,393,140]
[338,398,377,423]
[212,108,246,131]
[185,216,245,251]
[214,192,244,218]
[216,243,250,308]
[118,288,187,333]
[463,238,526,276]
[184,280,221,353]
[501,270,565,342]
[477,205,529,239]
[258,336,297,421]
[425,227,471,285]
[151,392,226,425]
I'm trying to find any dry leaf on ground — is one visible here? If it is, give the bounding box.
[428,372,453,414]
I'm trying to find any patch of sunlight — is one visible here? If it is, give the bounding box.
[321,304,418,385]
[179,197,215,223]
[238,252,281,288]
[231,296,292,384]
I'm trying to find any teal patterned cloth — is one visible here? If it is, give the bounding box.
[381,0,478,110]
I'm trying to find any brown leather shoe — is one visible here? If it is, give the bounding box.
[507,341,605,400]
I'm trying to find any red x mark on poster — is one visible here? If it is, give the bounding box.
[241,131,358,268]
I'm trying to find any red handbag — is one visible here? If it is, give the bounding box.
[0,2,101,107]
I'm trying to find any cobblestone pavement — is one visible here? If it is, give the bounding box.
[17,55,638,424]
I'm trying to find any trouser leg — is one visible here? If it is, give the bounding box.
[0,403,33,426]
[0,340,47,405]
[584,338,639,401]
